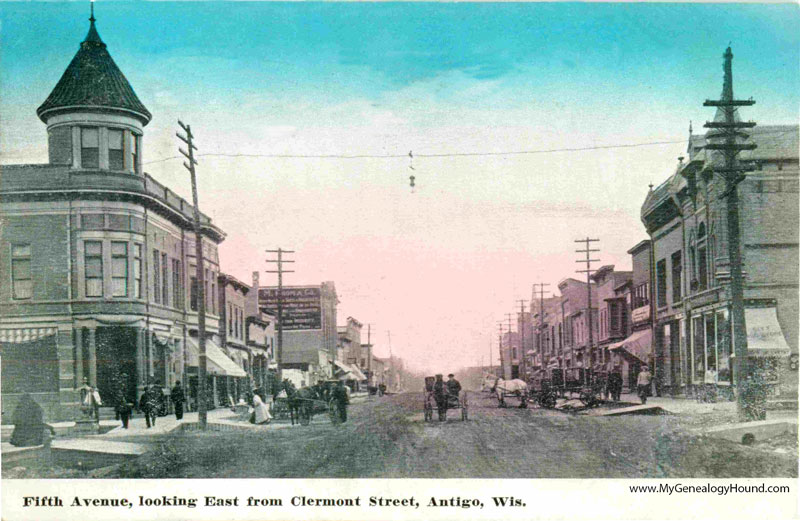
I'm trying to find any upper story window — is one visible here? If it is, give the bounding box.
[671,251,682,302]
[84,241,103,297]
[11,244,32,300]
[656,259,667,308]
[633,282,649,309]
[153,250,161,304]
[81,127,99,168]
[108,129,124,170]
[111,241,128,297]
[133,134,141,174]
[133,244,142,299]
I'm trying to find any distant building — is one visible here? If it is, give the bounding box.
[257,282,338,383]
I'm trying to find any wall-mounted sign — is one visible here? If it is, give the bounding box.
[632,305,650,324]
[259,287,321,330]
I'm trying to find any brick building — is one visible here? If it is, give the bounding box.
[0,16,225,420]
[642,123,798,397]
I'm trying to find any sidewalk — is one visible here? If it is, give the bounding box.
[615,392,798,423]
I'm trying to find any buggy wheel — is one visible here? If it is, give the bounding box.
[541,393,557,409]
[579,390,595,406]
[299,404,311,425]
[424,399,433,422]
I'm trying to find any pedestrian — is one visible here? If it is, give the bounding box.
[170,381,185,420]
[139,384,159,428]
[113,373,132,429]
[10,393,55,447]
[608,368,623,402]
[637,366,652,404]
[249,394,272,425]
[703,366,718,403]
[331,380,350,423]
[82,384,101,419]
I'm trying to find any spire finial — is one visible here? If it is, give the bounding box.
[90,0,95,23]
[689,119,693,136]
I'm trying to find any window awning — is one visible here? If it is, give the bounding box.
[609,328,652,364]
[186,337,248,377]
[745,307,792,358]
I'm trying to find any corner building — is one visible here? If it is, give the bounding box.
[0,16,225,420]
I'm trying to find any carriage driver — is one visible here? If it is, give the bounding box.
[446,374,462,398]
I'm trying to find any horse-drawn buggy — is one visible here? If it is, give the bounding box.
[423,376,468,421]
[481,374,528,408]
[273,380,343,425]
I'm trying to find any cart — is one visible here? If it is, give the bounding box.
[423,376,468,422]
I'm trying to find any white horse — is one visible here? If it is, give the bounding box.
[482,374,528,408]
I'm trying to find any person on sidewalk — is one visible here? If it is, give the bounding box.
[607,369,623,402]
[703,366,718,403]
[249,394,272,425]
[139,385,160,428]
[170,381,185,420]
[10,393,55,447]
[331,380,350,423]
[637,366,652,404]
[113,374,133,429]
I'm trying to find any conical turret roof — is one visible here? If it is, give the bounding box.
[36,17,151,125]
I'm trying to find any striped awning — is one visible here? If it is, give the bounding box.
[186,337,247,377]
[0,327,58,344]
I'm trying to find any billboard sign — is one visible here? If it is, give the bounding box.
[259,286,321,330]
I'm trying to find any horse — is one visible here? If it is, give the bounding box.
[482,374,528,408]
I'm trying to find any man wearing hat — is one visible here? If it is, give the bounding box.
[446,373,462,405]
[637,365,652,404]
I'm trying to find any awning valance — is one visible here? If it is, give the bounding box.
[609,328,652,364]
[0,327,57,344]
[186,337,248,377]
[745,307,792,358]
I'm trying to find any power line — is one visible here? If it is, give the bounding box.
[142,138,692,166]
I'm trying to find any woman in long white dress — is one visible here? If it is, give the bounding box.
[251,394,272,425]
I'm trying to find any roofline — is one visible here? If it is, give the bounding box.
[219,273,251,294]
[626,239,651,255]
[37,104,152,126]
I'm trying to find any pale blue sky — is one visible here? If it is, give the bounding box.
[1,2,798,371]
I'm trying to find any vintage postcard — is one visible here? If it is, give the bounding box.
[0,1,797,520]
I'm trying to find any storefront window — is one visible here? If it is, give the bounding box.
[692,316,705,383]
[705,314,716,373]
[716,310,731,382]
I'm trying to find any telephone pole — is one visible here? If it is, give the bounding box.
[365,323,374,386]
[575,238,600,373]
[532,283,550,367]
[505,312,517,377]
[496,322,505,378]
[177,120,207,430]
[516,299,529,380]
[266,248,294,382]
[703,46,756,421]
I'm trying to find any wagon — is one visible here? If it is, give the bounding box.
[423,376,468,422]
[529,368,604,409]
[272,390,341,426]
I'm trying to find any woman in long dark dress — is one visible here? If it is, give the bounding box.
[10,393,54,447]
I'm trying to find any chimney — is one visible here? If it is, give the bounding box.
[252,271,260,288]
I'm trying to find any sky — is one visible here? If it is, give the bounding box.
[1,1,798,374]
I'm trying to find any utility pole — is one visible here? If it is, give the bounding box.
[532,283,550,368]
[505,312,517,377]
[575,238,600,375]
[516,299,529,381]
[703,46,756,421]
[265,248,294,382]
[365,323,374,386]
[496,322,505,378]
[177,120,207,430]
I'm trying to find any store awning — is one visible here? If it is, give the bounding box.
[745,307,792,358]
[348,364,367,381]
[332,360,352,374]
[186,337,248,377]
[609,328,652,364]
